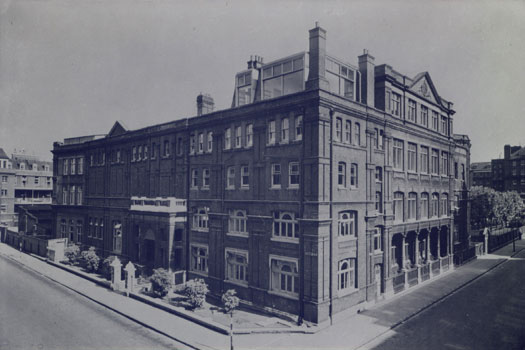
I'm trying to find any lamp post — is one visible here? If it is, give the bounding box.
[230,310,234,350]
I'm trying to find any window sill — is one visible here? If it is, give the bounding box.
[338,235,357,242]
[271,237,299,244]
[288,185,299,190]
[226,187,236,191]
[270,186,282,190]
[201,187,210,191]
[337,287,358,298]
[227,232,249,238]
[240,186,250,190]
[190,187,199,191]
[268,290,299,300]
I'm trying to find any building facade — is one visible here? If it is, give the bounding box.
[52,25,471,323]
[470,162,492,187]
[0,148,16,226]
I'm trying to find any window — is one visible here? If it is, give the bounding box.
[138,146,142,161]
[190,135,196,154]
[163,140,170,157]
[112,221,122,253]
[408,192,417,220]
[0,204,6,213]
[338,259,356,292]
[345,120,351,144]
[63,159,69,175]
[0,189,7,197]
[431,149,439,174]
[441,116,448,135]
[270,257,299,296]
[207,132,213,152]
[191,245,208,274]
[1,176,7,183]
[454,162,459,179]
[34,177,39,185]
[407,143,417,172]
[202,169,210,189]
[88,218,93,238]
[338,162,346,187]
[393,192,404,222]
[271,163,281,188]
[117,149,122,162]
[76,186,82,205]
[191,169,198,189]
[373,227,383,252]
[350,164,358,188]
[441,151,449,175]
[420,193,429,219]
[338,211,357,237]
[408,99,417,122]
[198,133,204,153]
[144,145,148,160]
[391,92,401,116]
[431,193,439,217]
[227,166,235,189]
[226,250,248,284]
[78,157,83,174]
[241,165,249,188]
[268,121,276,145]
[420,146,429,173]
[375,167,383,183]
[354,122,361,146]
[70,185,76,205]
[246,125,253,147]
[335,118,342,142]
[62,186,68,205]
[281,118,289,143]
[177,138,183,155]
[193,208,209,231]
[393,139,404,170]
[273,212,299,239]
[70,158,76,175]
[375,192,383,213]
[228,210,247,235]
[461,164,465,181]
[235,126,242,148]
[432,111,439,131]
[295,115,303,141]
[224,128,232,150]
[378,129,384,150]
[132,147,137,162]
[441,193,449,217]
[421,106,428,127]
[289,162,300,188]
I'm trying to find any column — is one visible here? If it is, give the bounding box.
[417,231,422,283]
[428,231,433,278]
[402,234,409,289]
[437,228,442,272]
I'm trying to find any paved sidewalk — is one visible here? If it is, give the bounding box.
[1,239,523,350]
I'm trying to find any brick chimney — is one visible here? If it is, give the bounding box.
[504,144,511,159]
[306,22,330,91]
[197,94,214,116]
[358,49,375,107]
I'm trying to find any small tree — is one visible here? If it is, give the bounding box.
[221,289,239,314]
[81,246,100,272]
[184,278,209,309]
[64,243,80,265]
[150,268,173,298]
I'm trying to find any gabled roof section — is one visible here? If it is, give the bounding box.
[107,121,128,138]
[409,72,441,105]
[0,148,9,159]
[510,147,525,159]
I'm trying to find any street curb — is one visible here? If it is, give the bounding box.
[0,249,205,350]
[355,246,525,350]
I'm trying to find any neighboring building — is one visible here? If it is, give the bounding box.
[52,25,471,324]
[470,162,492,187]
[0,148,16,226]
[11,151,53,206]
[452,135,471,263]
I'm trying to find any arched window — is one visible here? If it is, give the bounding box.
[229,210,248,235]
[193,208,209,231]
[338,162,346,187]
[273,212,299,239]
[270,257,299,295]
[338,211,357,237]
[337,258,356,292]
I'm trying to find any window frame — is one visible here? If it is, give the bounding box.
[288,162,300,189]
[272,211,299,241]
[338,211,357,238]
[269,256,299,298]
[190,244,209,275]
[225,249,249,285]
[228,210,248,237]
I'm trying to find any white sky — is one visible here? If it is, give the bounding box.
[1,0,524,162]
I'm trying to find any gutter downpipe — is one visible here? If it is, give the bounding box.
[329,107,334,325]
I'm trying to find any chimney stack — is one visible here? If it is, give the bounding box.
[197,94,214,116]
[358,49,375,107]
[306,22,329,91]
[504,144,511,159]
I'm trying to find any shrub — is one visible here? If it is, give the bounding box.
[184,279,209,309]
[102,255,118,279]
[150,268,173,298]
[221,289,239,314]
[81,247,100,272]
[64,243,80,265]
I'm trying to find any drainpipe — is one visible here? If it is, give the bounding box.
[329,108,334,325]
[299,108,306,324]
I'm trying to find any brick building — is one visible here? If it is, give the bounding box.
[470,162,492,187]
[52,24,471,323]
[0,148,16,226]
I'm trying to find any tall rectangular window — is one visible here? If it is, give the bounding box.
[191,169,198,189]
[421,193,429,218]
[441,151,449,175]
[407,143,417,172]
[207,132,213,152]
[78,157,83,175]
[408,193,417,220]
[420,146,429,173]
[408,99,417,122]
[198,133,204,153]
[235,126,242,148]
[268,121,276,145]
[202,169,210,189]
[354,123,361,146]
[228,210,248,236]
[432,111,439,130]
[271,163,281,188]
[337,259,356,292]
[77,186,82,205]
[270,257,299,296]
[431,193,439,217]
[350,163,358,188]
[144,145,148,160]
[190,135,196,154]
[225,249,248,284]
[338,211,357,237]
[345,120,351,144]
[63,159,69,175]
[431,149,439,174]
[246,124,253,147]
[224,128,231,150]
[441,116,448,135]
[295,115,303,141]
[391,92,401,116]
[289,162,300,188]
[164,140,170,157]
[393,139,404,170]
[335,118,342,142]
[338,162,346,187]
[227,166,235,189]
[241,165,249,188]
[375,192,383,213]
[393,192,404,222]
[373,228,382,252]
[421,106,429,127]
[281,118,289,143]
[191,245,209,274]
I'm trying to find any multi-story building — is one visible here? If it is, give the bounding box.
[52,24,470,324]
[470,162,492,187]
[11,151,53,206]
[0,148,16,226]
[492,145,525,197]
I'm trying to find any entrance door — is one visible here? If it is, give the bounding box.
[375,264,383,298]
